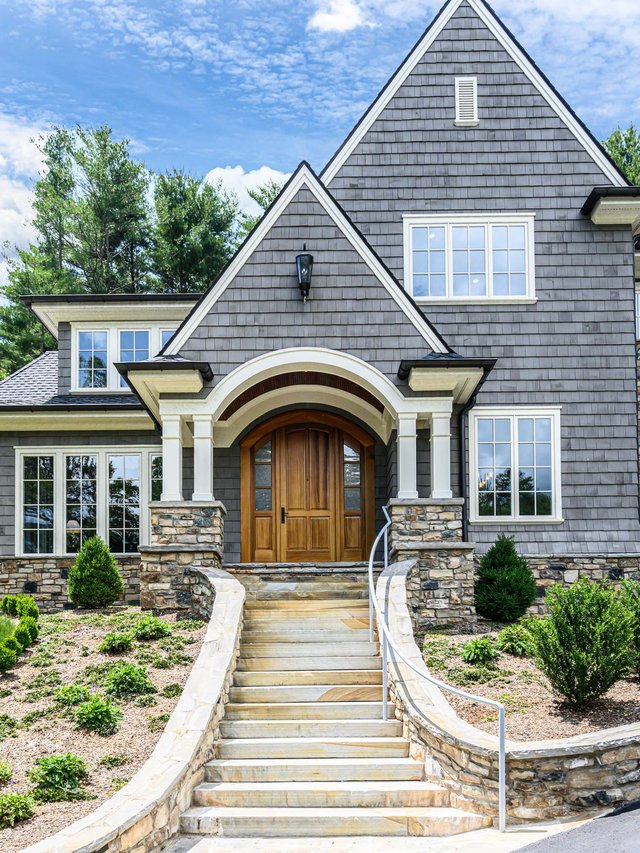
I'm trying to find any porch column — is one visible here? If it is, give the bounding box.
[161,414,183,501]
[397,413,419,500]
[192,414,214,502]
[430,411,453,500]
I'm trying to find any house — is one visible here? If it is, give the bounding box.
[1,0,640,617]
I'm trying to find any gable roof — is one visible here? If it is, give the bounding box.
[0,351,140,410]
[321,0,629,188]
[163,162,452,356]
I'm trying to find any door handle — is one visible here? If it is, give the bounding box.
[281,507,286,524]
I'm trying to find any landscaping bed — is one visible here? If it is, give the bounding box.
[421,626,640,742]
[0,606,206,853]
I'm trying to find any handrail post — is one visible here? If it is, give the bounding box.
[498,706,506,832]
[382,633,388,721]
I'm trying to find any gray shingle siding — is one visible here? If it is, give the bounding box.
[58,323,71,395]
[324,1,640,554]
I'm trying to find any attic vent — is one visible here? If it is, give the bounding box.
[455,77,479,126]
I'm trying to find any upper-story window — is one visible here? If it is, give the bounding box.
[72,325,175,392]
[403,214,536,303]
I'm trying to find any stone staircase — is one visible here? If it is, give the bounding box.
[178,579,491,840]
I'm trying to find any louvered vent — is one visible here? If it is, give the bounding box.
[455,77,478,126]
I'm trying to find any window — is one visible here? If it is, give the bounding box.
[22,456,54,554]
[108,454,140,553]
[404,215,535,302]
[455,77,478,125]
[636,291,640,340]
[78,331,108,388]
[161,329,175,349]
[119,330,149,387]
[343,442,361,511]
[17,447,158,556]
[470,408,561,523]
[65,455,97,552]
[254,440,273,512]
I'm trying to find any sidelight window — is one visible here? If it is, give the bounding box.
[343,442,361,511]
[254,441,273,512]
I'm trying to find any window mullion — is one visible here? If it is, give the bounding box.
[512,416,519,519]
[487,224,493,298]
[446,224,453,298]
[97,452,108,547]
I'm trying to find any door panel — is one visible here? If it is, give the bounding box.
[241,411,375,563]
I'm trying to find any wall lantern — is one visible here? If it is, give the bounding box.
[295,245,314,302]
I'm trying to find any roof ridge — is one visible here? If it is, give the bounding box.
[0,349,57,387]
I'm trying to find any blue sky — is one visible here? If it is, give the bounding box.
[0,0,639,284]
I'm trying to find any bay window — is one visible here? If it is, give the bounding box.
[403,214,535,302]
[469,408,561,523]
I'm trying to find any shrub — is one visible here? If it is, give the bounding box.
[147,712,170,732]
[20,616,39,642]
[105,663,155,698]
[619,580,640,669]
[98,754,127,769]
[475,535,537,623]
[14,623,33,649]
[98,632,133,655]
[161,683,183,699]
[16,595,39,622]
[75,696,123,736]
[3,636,23,656]
[0,595,17,617]
[132,616,171,641]
[529,580,636,708]
[28,753,90,802]
[0,615,15,641]
[0,792,35,828]
[55,685,90,707]
[68,537,124,609]
[0,643,17,674]
[175,618,203,631]
[0,714,17,739]
[497,623,535,657]
[461,636,499,665]
[0,761,12,785]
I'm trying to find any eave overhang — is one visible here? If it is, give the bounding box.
[397,356,497,404]
[0,408,152,432]
[116,359,213,428]
[581,187,640,226]
[21,293,201,339]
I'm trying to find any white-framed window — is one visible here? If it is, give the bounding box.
[72,325,172,392]
[635,290,640,340]
[455,77,478,126]
[16,447,161,556]
[469,407,562,523]
[403,214,536,303]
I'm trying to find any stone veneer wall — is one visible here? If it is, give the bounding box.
[22,565,245,853]
[387,499,476,628]
[0,556,140,612]
[139,501,225,611]
[379,561,640,823]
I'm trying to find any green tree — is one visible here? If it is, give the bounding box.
[238,178,285,240]
[151,169,238,292]
[603,124,640,184]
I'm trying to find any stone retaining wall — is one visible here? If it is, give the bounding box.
[139,501,226,611]
[378,560,640,823]
[0,556,140,612]
[21,565,245,853]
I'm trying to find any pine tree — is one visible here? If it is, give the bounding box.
[237,178,284,240]
[67,536,124,609]
[475,534,536,623]
[603,124,640,185]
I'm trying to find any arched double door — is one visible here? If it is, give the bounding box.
[240,411,375,563]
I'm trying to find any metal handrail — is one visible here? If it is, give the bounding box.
[368,505,506,833]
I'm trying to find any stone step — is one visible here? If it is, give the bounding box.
[246,582,369,601]
[229,685,383,703]
[192,781,448,809]
[245,599,371,612]
[240,641,379,658]
[225,701,385,720]
[233,669,383,687]
[220,720,402,739]
[218,737,409,759]
[180,806,492,837]
[237,656,383,672]
[242,629,375,644]
[204,758,423,783]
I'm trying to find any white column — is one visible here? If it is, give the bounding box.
[430,411,453,500]
[397,413,419,500]
[192,414,214,502]
[161,414,183,502]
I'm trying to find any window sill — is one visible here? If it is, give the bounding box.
[454,120,480,127]
[414,297,538,305]
[69,388,134,395]
[469,517,564,525]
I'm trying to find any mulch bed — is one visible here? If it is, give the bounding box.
[0,607,206,853]
[421,626,640,743]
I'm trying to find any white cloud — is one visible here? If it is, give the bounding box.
[204,165,289,215]
[0,113,46,178]
[308,0,369,33]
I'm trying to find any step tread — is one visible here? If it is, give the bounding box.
[205,758,421,768]
[194,781,443,793]
[233,670,383,686]
[182,806,486,817]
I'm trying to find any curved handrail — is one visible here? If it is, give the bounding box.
[368,505,506,833]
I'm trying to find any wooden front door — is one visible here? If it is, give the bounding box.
[240,411,375,563]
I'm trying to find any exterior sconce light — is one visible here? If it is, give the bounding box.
[296,245,314,302]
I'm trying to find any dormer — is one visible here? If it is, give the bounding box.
[22,293,199,395]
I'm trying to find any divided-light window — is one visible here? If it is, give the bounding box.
[404,215,535,302]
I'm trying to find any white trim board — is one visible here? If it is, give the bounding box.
[164,164,449,356]
[321,0,626,187]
